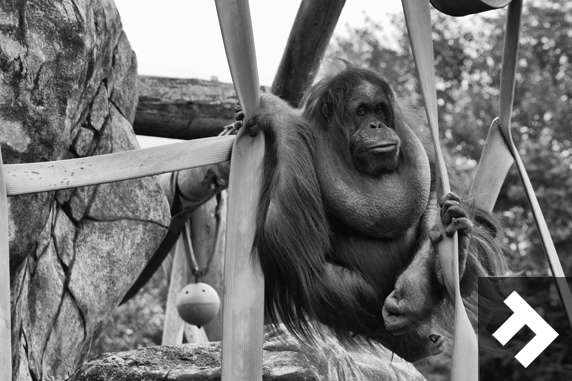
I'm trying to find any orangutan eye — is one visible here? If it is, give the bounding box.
[375,107,383,114]
[356,107,366,116]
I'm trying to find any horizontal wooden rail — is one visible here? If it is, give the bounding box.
[5,135,234,196]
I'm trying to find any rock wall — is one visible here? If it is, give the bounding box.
[0,1,170,380]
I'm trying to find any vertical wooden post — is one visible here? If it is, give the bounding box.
[0,147,11,381]
[162,236,188,345]
[215,1,265,380]
[190,196,226,341]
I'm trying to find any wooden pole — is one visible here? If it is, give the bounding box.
[271,0,346,106]
[162,235,187,345]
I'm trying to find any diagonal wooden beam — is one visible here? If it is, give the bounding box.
[272,0,345,106]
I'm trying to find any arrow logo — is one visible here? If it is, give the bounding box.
[493,291,559,367]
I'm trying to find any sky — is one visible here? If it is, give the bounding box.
[113,1,404,146]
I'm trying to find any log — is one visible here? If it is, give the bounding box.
[271,0,346,106]
[135,76,235,140]
[135,76,269,140]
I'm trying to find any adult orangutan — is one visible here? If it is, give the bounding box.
[235,65,506,361]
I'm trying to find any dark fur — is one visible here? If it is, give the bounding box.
[244,66,507,361]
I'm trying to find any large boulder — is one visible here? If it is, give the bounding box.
[0,1,170,380]
[70,329,426,381]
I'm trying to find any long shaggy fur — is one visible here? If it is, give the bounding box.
[254,104,329,339]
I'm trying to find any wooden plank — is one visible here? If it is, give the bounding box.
[4,136,234,196]
[0,147,11,381]
[271,0,345,106]
[215,1,265,380]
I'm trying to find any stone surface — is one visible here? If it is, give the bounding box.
[70,329,426,381]
[0,1,170,380]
